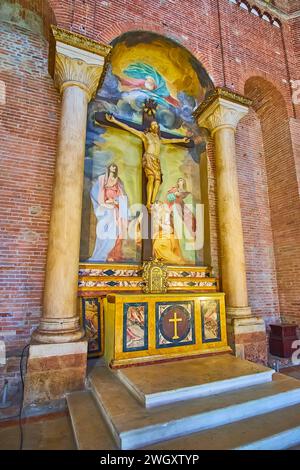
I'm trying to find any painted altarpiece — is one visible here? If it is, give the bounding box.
[80,31,214,267]
[78,32,229,360]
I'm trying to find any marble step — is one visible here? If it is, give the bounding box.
[145,403,300,450]
[67,391,116,450]
[67,389,300,450]
[88,366,300,450]
[116,355,274,408]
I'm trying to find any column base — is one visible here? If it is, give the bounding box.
[226,306,252,318]
[32,317,85,344]
[24,340,88,406]
[226,307,268,365]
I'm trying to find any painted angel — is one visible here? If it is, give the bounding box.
[118,62,180,108]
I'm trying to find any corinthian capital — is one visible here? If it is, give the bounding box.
[194,88,252,135]
[49,26,111,102]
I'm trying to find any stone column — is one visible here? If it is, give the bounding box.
[195,89,267,363]
[33,27,111,344]
[24,28,111,406]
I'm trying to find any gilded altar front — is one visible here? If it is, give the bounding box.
[104,292,230,368]
[78,263,220,357]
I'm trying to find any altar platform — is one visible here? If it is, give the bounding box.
[116,354,273,408]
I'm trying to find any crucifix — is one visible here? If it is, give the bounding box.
[94,99,194,260]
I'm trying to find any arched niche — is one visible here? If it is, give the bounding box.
[80,31,215,267]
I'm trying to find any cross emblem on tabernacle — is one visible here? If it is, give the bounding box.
[169,311,183,340]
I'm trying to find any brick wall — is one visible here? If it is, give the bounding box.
[236,109,280,323]
[0,0,299,398]
[289,17,300,111]
[289,13,300,192]
[0,15,59,396]
[0,0,57,38]
[290,118,300,192]
[245,77,300,323]
[272,0,300,14]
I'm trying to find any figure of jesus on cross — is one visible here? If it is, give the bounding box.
[105,114,190,211]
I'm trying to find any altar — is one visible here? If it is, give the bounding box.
[78,263,220,358]
[104,292,230,368]
[76,32,232,366]
[23,27,269,410]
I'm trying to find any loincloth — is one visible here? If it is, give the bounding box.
[142,152,162,182]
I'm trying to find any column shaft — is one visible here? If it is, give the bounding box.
[44,86,88,319]
[25,27,111,406]
[32,26,111,343]
[214,127,248,308]
[33,86,88,343]
[194,89,267,362]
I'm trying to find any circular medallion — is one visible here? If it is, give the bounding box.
[159,304,191,343]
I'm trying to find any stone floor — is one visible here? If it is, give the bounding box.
[0,412,75,450]
[268,353,300,371]
[1,404,300,451]
[0,356,104,450]
[281,366,300,381]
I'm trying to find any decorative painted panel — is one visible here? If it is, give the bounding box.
[81,297,103,357]
[123,302,148,352]
[201,299,221,343]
